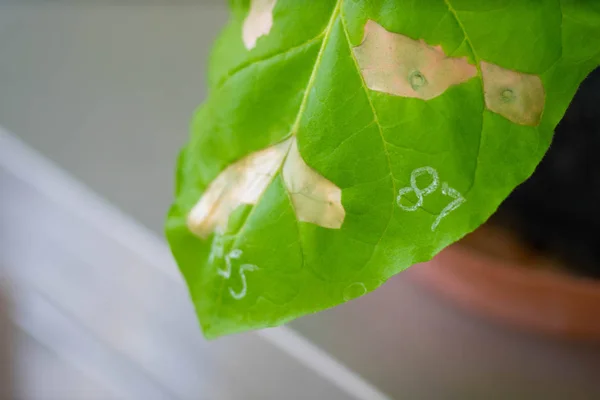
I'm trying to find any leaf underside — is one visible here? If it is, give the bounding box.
[167,0,600,338]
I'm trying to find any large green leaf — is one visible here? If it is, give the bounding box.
[166,0,600,338]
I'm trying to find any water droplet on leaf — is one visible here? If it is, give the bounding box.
[501,88,515,103]
[409,70,427,90]
[343,283,367,301]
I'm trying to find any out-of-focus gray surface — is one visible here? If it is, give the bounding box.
[0,130,367,400]
[2,3,600,400]
[0,2,223,234]
[291,282,600,399]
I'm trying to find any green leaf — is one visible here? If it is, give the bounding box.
[166,0,600,338]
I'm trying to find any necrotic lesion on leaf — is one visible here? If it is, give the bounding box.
[352,19,477,100]
[242,0,278,50]
[283,139,345,229]
[353,19,546,126]
[480,61,545,126]
[187,138,345,239]
[187,139,290,239]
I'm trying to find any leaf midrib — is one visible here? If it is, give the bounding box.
[443,0,487,195]
[212,0,345,321]
[230,0,345,245]
[236,0,398,244]
[233,0,412,261]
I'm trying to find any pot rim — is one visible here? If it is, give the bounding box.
[410,240,600,341]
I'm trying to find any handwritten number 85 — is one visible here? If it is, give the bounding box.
[210,233,257,300]
[396,167,466,231]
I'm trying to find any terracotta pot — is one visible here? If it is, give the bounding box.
[410,225,600,341]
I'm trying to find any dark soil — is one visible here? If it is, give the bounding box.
[493,67,600,279]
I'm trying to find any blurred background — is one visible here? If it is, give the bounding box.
[1,1,600,399]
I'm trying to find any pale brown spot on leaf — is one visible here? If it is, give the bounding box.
[187,138,345,238]
[187,139,291,239]
[480,61,545,126]
[282,139,345,229]
[353,20,477,100]
[242,0,277,50]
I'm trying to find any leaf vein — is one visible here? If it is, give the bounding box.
[216,34,325,90]
[443,0,486,195]
[339,10,397,269]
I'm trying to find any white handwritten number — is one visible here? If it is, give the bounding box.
[396,167,439,211]
[229,263,258,300]
[217,248,242,279]
[431,182,466,231]
[209,230,225,265]
[397,167,465,231]
[214,246,257,300]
